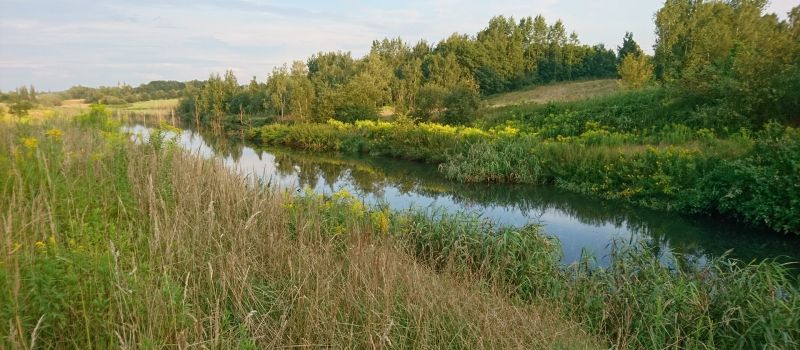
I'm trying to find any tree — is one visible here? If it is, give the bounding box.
[443,85,481,124]
[288,61,315,120]
[414,84,448,121]
[29,85,37,102]
[266,65,290,118]
[9,99,33,119]
[654,0,799,125]
[618,54,653,89]
[617,32,642,64]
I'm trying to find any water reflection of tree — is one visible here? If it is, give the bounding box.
[262,146,800,264]
[129,118,799,266]
[190,127,245,161]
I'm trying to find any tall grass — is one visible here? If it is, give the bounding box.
[0,112,594,348]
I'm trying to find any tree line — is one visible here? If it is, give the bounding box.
[178,1,800,130]
[178,14,622,128]
[63,80,187,104]
[0,86,38,118]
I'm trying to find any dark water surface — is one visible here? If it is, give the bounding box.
[122,122,800,266]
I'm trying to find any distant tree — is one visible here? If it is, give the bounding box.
[288,61,315,119]
[396,58,423,113]
[17,86,29,101]
[617,32,642,64]
[443,85,481,124]
[9,99,33,118]
[414,85,448,121]
[618,54,653,89]
[266,65,290,118]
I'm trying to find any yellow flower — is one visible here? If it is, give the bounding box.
[48,234,57,246]
[21,137,38,150]
[349,200,365,218]
[34,241,46,251]
[373,210,390,235]
[332,188,353,201]
[45,128,64,139]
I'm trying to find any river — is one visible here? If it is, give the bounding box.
[122,121,800,266]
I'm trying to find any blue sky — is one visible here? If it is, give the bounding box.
[0,0,796,91]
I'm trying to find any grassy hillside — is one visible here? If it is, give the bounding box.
[484,79,620,107]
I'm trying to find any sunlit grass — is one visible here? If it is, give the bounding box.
[484,78,620,107]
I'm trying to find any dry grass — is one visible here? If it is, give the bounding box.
[0,117,597,348]
[484,79,619,107]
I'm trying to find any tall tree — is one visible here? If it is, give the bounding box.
[617,32,642,64]
[266,65,290,118]
[654,0,799,125]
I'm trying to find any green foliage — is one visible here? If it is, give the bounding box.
[257,117,800,234]
[714,124,800,232]
[8,99,33,118]
[617,53,653,89]
[76,104,117,131]
[654,1,800,125]
[616,32,642,64]
[64,80,185,104]
[178,13,621,127]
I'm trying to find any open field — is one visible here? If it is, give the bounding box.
[112,98,179,113]
[484,79,620,107]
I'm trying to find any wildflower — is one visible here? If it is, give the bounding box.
[48,234,57,246]
[332,188,352,201]
[34,241,46,251]
[21,137,38,150]
[349,200,365,218]
[45,128,64,139]
[373,210,390,235]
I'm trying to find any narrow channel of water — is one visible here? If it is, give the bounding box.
[122,122,800,266]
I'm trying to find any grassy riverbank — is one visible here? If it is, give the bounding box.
[0,108,595,348]
[3,107,799,349]
[252,89,800,235]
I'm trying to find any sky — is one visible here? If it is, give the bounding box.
[0,0,796,91]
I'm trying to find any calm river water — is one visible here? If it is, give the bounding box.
[122,122,800,266]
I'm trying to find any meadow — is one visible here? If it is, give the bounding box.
[3,106,797,349]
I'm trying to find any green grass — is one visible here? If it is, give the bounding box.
[112,98,179,112]
[483,79,620,108]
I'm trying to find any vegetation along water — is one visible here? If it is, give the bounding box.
[2,0,800,348]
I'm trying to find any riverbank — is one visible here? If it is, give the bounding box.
[251,115,800,235]
[1,108,596,348]
[3,107,799,348]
